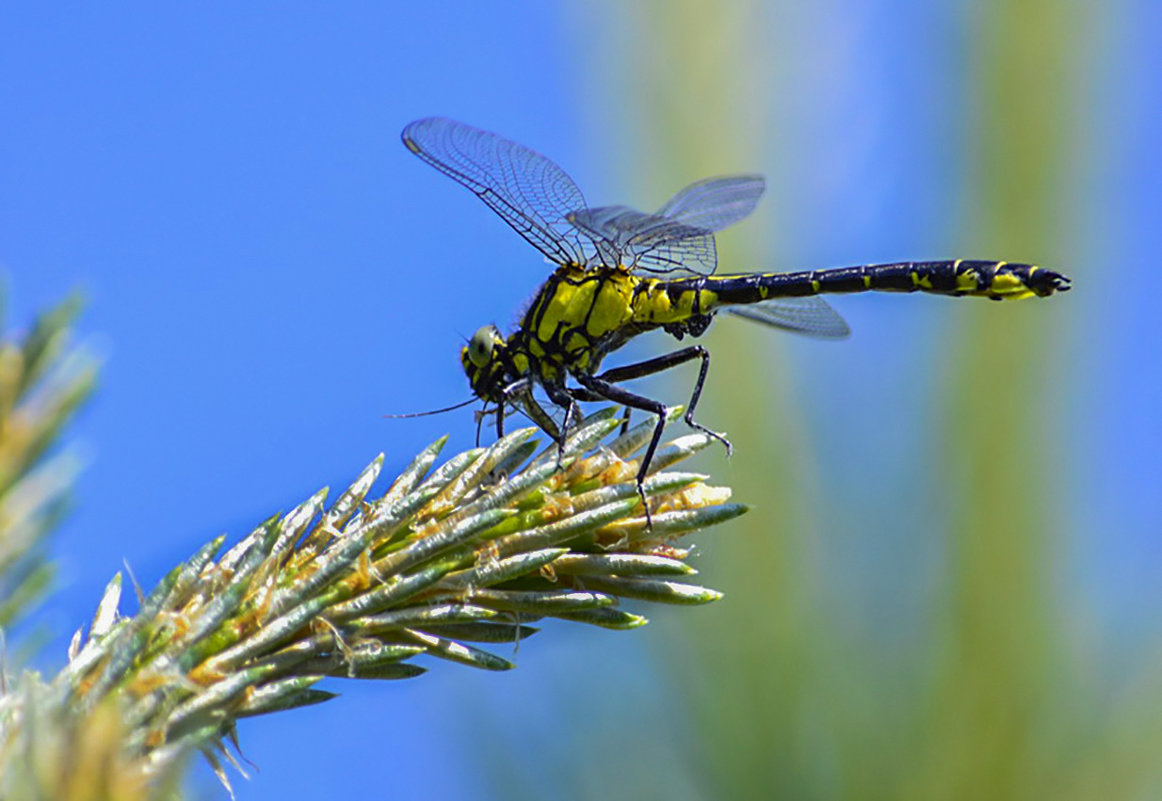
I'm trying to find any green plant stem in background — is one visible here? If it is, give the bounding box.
[600,2,832,798]
[913,2,1162,799]
[918,0,1079,795]
[0,292,96,630]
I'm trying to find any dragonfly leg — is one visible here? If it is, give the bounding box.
[596,346,731,455]
[544,382,579,467]
[500,378,565,461]
[473,405,490,447]
[566,386,634,437]
[522,394,562,450]
[495,377,532,440]
[573,372,669,528]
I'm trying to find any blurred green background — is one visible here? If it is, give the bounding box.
[3,0,1158,798]
[480,2,1162,799]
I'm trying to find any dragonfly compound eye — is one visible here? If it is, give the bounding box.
[466,325,501,368]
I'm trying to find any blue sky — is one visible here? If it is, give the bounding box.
[2,2,1159,798]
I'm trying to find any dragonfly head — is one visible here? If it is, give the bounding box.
[461,324,509,402]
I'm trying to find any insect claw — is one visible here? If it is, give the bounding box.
[687,417,732,456]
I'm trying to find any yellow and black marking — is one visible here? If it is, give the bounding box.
[656,259,1068,315]
[403,117,1071,523]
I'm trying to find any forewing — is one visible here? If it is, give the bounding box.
[725,296,851,339]
[656,175,765,232]
[402,117,588,265]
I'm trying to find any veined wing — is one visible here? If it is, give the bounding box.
[567,175,765,276]
[566,205,714,273]
[656,175,765,231]
[725,295,851,339]
[402,118,589,266]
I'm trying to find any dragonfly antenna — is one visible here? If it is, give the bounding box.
[384,397,478,419]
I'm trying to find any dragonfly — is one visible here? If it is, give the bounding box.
[401,117,1070,518]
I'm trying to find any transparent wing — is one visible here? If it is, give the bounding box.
[567,205,716,274]
[725,296,851,339]
[656,175,765,232]
[402,117,589,266]
[624,216,718,275]
[566,175,764,276]
[563,205,632,266]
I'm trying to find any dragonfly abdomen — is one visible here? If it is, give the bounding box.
[703,260,1069,305]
